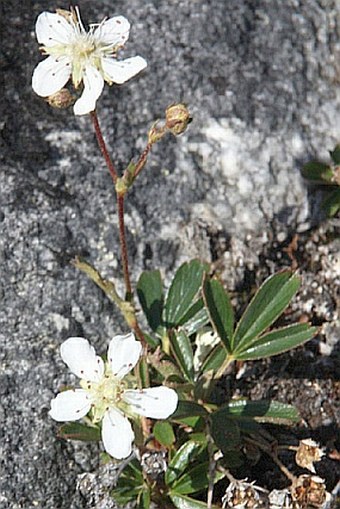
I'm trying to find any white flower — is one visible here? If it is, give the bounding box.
[49,333,178,459]
[32,8,147,115]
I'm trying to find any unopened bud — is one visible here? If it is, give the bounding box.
[46,89,75,109]
[165,103,191,135]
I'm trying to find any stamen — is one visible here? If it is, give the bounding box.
[75,6,86,33]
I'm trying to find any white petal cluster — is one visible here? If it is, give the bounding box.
[32,8,147,115]
[49,333,178,459]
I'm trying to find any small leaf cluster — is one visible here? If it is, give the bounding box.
[111,260,317,508]
[302,144,340,217]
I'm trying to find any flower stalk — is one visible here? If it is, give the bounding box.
[90,112,134,308]
[117,193,133,300]
[90,112,118,184]
[128,142,153,181]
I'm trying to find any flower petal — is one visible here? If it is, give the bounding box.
[73,65,104,115]
[94,16,130,46]
[49,389,91,421]
[102,408,134,459]
[101,56,147,85]
[32,55,71,97]
[107,332,142,379]
[123,386,178,419]
[60,337,104,382]
[35,12,74,47]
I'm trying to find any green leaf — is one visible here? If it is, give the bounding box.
[154,421,176,447]
[171,400,209,420]
[201,343,227,373]
[202,277,234,352]
[233,271,300,352]
[180,299,210,336]
[111,459,144,504]
[119,458,144,484]
[215,399,300,424]
[222,450,245,469]
[164,260,207,327]
[142,331,160,349]
[177,298,204,325]
[322,188,340,217]
[112,486,142,505]
[58,422,101,442]
[137,488,151,509]
[172,462,225,495]
[165,441,203,486]
[137,270,164,332]
[170,330,194,382]
[174,416,204,428]
[210,415,241,454]
[138,356,150,387]
[170,492,220,509]
[188,433,209,445]
[148,350,183,381]
[234,323,317,360]
[301,161,334,183]
[330,144,340,164]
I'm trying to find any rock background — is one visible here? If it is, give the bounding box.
[0,0,339,507]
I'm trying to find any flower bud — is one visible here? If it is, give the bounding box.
[165,103,191,135]
[46,88,75,109]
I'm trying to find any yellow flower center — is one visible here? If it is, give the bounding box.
[70,34,96,60]
[80,368,126,423]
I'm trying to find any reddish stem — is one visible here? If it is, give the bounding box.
[117,193,132,300]
[90,111,118,184]
[90,110,147,349]
[133,142,152,180]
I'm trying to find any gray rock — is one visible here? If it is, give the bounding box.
[1,0,339,507]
